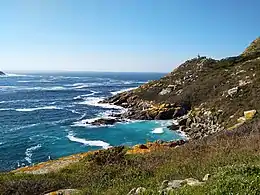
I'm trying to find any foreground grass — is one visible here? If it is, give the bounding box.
[1,122,260,195]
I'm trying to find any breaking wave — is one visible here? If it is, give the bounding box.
[25,144,42,164]
[67,132,111,149]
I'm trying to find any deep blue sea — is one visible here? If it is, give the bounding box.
[0,72,183,171]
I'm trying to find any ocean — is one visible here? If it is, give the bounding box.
[0,72,183,172]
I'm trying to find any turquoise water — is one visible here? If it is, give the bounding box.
[0,72,183,171]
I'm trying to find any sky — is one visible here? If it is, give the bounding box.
[0,0,259,72]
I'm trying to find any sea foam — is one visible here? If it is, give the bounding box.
[110,87,137,95]
[15,106,60,112]
[67,132,111,149]
[73,90,98,100]
[77,97,125,110]
[25,144,42,164]
[152,127,164,134]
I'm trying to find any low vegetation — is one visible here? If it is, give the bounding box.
[0,120,260,195]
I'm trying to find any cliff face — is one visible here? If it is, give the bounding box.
[104,37,260,138]
[0,71,5,75]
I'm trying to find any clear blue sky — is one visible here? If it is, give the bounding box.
[0,0,259,72]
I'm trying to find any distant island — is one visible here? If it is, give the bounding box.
[0,71,5,75]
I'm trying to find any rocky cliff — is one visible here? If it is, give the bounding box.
[103,37,260,139]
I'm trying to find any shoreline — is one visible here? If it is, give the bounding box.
[9,119,188,174]
[5,86,188,174]
[12,138,187,174]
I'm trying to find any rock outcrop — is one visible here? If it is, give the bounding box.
[101,37,260,139]
[87,118,119,126]
[243,37,260,55]
[44,189,81,195]
[159,175,207,194]
[0,71,5,75]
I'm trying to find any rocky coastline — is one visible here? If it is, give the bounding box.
[95,37,260,140]
[11,37,260,176]
[98,92,223,140]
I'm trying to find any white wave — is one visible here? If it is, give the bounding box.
[110,87,137,95]
[0,85,67,91]
[17,79,53,83]
[45,86,66,90]
[152,127,164,134]
[69,109,81,114]
[24,86,66,91]
[77,97,125,110]
[5,73,29,77]
[122,81,146,85]
[73,90,98,100]
[8,123,41,132]
[0,108,12,111]
[25,144,42,164]
[176,130,189,139]
[71,83,85,86]
[66,83,89,88]
[17,80,31,83]
[15,106,60,112]
[155,120,174,127]
[74,84,89,89]
[67,132,110,149]
[0,85,17,89]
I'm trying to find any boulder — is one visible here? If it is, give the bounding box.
[227,87,238,97]
[159,88,172,95]
[44,189,81,195]
[88,118,118,126]
[185,178,204,186]
[202,174,211,181]
[244,110,256,120]
[127,187,146,195]
[159,179,187,194]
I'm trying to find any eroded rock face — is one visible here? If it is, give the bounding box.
[175,108,224,139]
[101,93,189,120]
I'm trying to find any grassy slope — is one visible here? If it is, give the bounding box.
[0,121,260,195]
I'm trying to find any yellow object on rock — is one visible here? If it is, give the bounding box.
[244,110,257,120]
